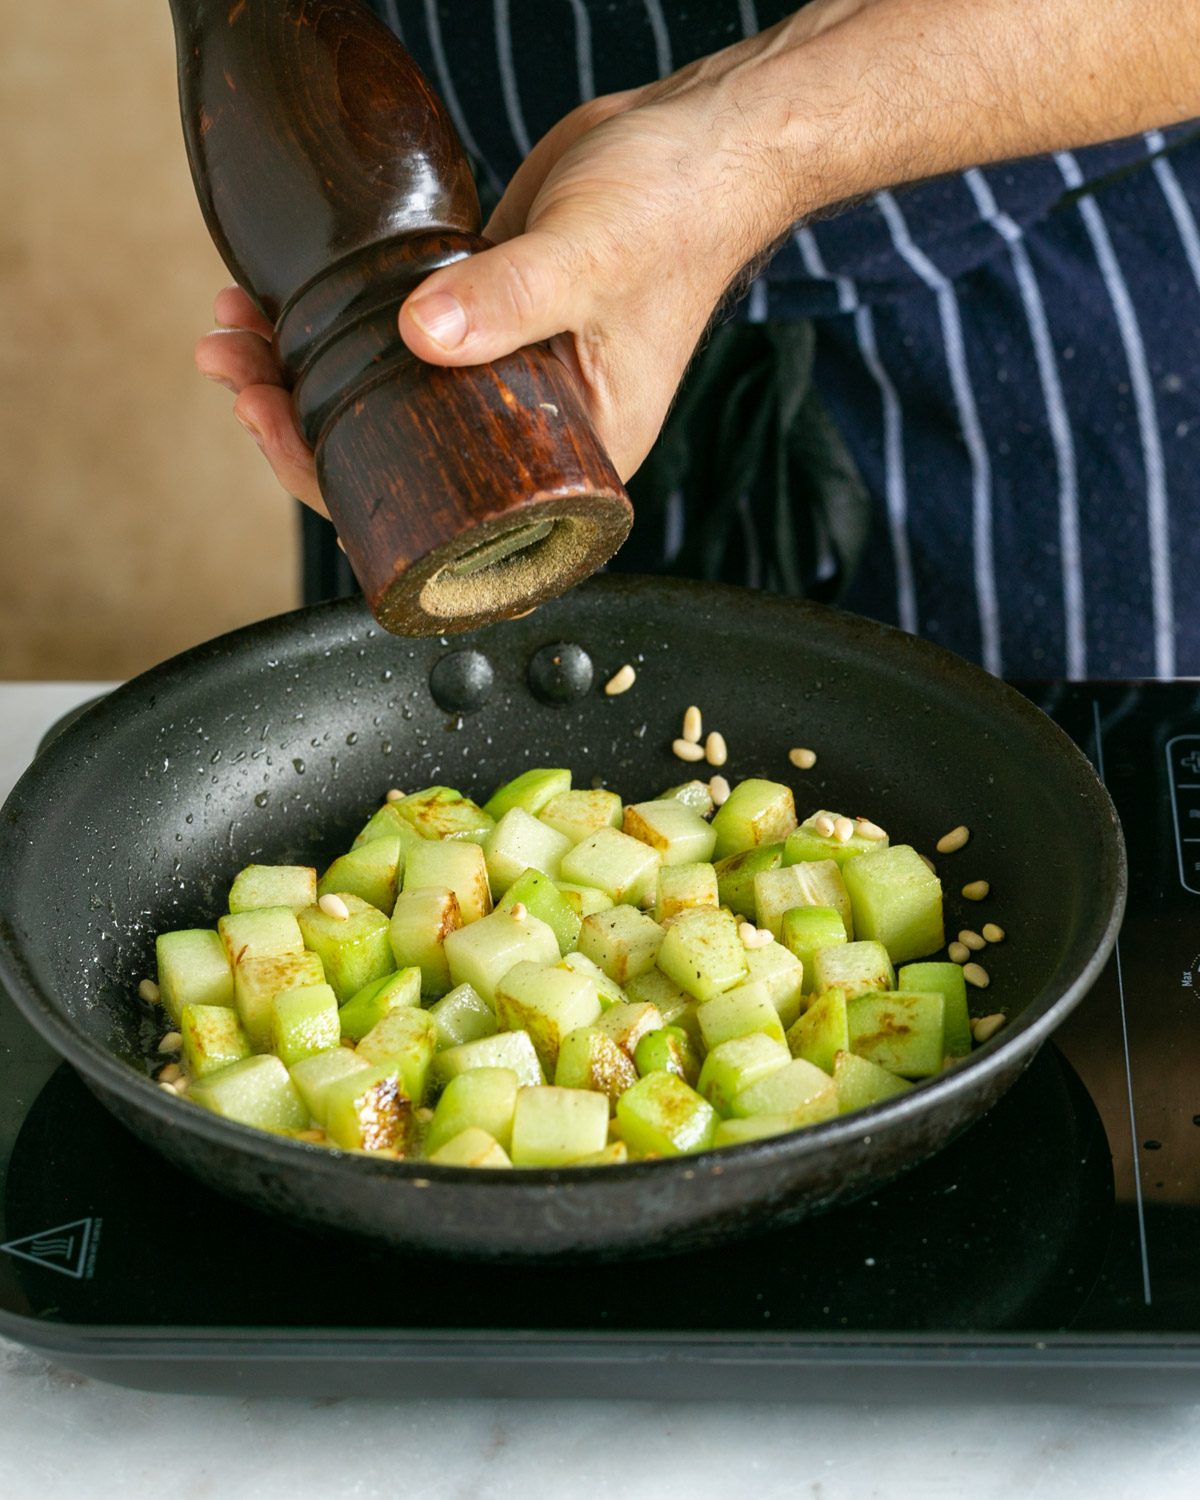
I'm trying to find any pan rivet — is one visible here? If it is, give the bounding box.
[429,650,495,712]
[527,642,594,705]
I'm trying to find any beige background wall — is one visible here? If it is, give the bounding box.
[0,0,296,680]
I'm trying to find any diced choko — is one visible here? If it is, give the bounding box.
[229,864,317,915]
[318,837,402,915]
[189,1053,308,1133]
[324,1064,413,1152]
[731,1057,839,1125]
[555,1025,639,1106]
[156,929,233,1025]
[426,1067,521,1155]
[389,885,463,998]
[784,811,888,868]
[355,1007,438,1103]
[483,808,572,894]
[622,800,717,866]
[433,1030,545,1090]
[616,1073,717,1156]
[337,966,422,1043]
[833,1049,913,1112]
[710,778,797,861]
[812,939,895,999]
[576,905,664,985]
[539,788,623,845]
[218,907,304,968]
[559,827,661,908]
[697,1033,791,1117]
[270,982,341,1066]
[180,1003,250,1079]
[298,893,394,1004]
[394,786,494,843]
[233,950,326,1050]
[428,1127,512,1168]
[483,767,572,822]
[510,1086,610,1166]
[847,990,946,1078]
[403,837,492,924]
[898,961,972,1057]
[656,906,747,1002]
[754,861,853,941]
[288,1048,369,1125]
[497,868,582,955]
[714,843,785,918]
[443,907,560,1006]
[780,904,847,992]
[655,862,719,924]
[427,982,498,1051]
[841,844,944,965]
[697,982,787,1050]
[787,988,849,1075]
[494,961,602,1074]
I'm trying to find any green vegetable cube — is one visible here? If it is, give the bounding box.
[483,808,572,894]
[714,843,785,918]
[848,991,946,1078]
[784,810,888,868]
[483,767,572,821]
[337,967,422,1043]
[298,893,394,1003]
[443,907,560,1006]
[554,1025,639,1106]
[179,1003,250,1079]
[898,961,972,1057]
[732,1057,839,1125]
[595,1000,664,1057]
[833,1049,913,1112]
[658,779,715,817]
[394,785,494,843]
[559,827,661,908]
[319,837,403,916]
[624,967,691,1025]
[697,982,787,1050]
[841,844,945,964]
[744,942,806,1028]
[228,864,317,915]
[324,1064,413,1152]
[656,906,748,1002]
[403,837,492,923]
[812,939,895,999]
[155,929,233,1025]
[697,1033,791,1116]
[711,778,797,860]
[655,862,719,924]
[510,1086,610,1166]
[356,1007,438,1103]
[233,950,325,1050]
[539,788,624,845]
[622,800,717,866]
[633,1026,700,1087]
[218,906,304,967]
[270,982,341,1066]
[576,1141,630,1165]
[494,962,603,1074]
[754,860,853,940]
[498,868,581,955]
[787,988,849,1075]
[713,1115,797,1147]
[556,951,627,1009]
[351,803,425,855]
[389,885,462,997]
[555,881,616,918]
[433,1030,545,1089]
[616,1073,717,1156]
[780,905,847,993]
[426,1067,520,1154]
[429,1127,512,1168]
[427,982,498,1050]
[576,905,664,985]
[288,1048,369,1124]
[189,1053,308,1133]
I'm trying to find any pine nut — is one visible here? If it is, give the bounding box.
[672,738,707,762]
[948,941,971,964]
[937,825,970,854]
[961,880,990,901]
[336,535,347,554]
[856,819,887,842]
[158,1031,183,1053]
[158,1081,178,1095]
[833,815,854,844]
[138,978,161,1005]
[158,1063,182,1084]
[753,927,775,948]
[709,775,731,806]
[814,813,836,838]
[318,893,351,921]
[385,788,405,803]
[972,1012,1006,1042]
[509,902,528,922]
[958,929,986,951]
[415,1107,435,1125]
[788,747,817,770]
[962,962,990,989]
[705,731,728,767]
[982,922,1005,943]
[682,705,703,743]
[172,1078,189,1095]
[604,664,636,696]
[738,922,758,948]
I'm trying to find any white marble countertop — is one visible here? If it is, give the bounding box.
[2,682,1200,1499]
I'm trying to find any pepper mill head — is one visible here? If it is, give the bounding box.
[170,0,631,635]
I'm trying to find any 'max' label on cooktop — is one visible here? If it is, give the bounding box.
[0,1218,101,1280]
[1167,736,1200,895]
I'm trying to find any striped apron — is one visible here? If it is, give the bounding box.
[350,0,1200,681]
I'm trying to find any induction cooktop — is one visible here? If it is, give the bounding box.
[1,683,1198,1400]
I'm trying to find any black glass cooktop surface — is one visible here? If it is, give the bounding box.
[2,683,1199,1399]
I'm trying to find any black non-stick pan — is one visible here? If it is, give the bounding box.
[0,577,1125,1260]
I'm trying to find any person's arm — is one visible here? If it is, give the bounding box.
[199,0,1200,507]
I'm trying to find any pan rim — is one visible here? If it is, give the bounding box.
[0,576,1128,1188]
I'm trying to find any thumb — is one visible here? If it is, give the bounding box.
[398,230,583,366]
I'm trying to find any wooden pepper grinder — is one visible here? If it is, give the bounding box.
[168,0,632,636]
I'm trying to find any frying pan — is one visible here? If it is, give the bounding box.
[0,577,1125,1260]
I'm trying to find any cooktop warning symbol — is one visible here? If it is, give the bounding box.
[0,1218,100,1280]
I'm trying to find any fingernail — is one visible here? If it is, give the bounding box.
[203,371,237,393]
[407,291,468,350]
[235,411,265,447]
